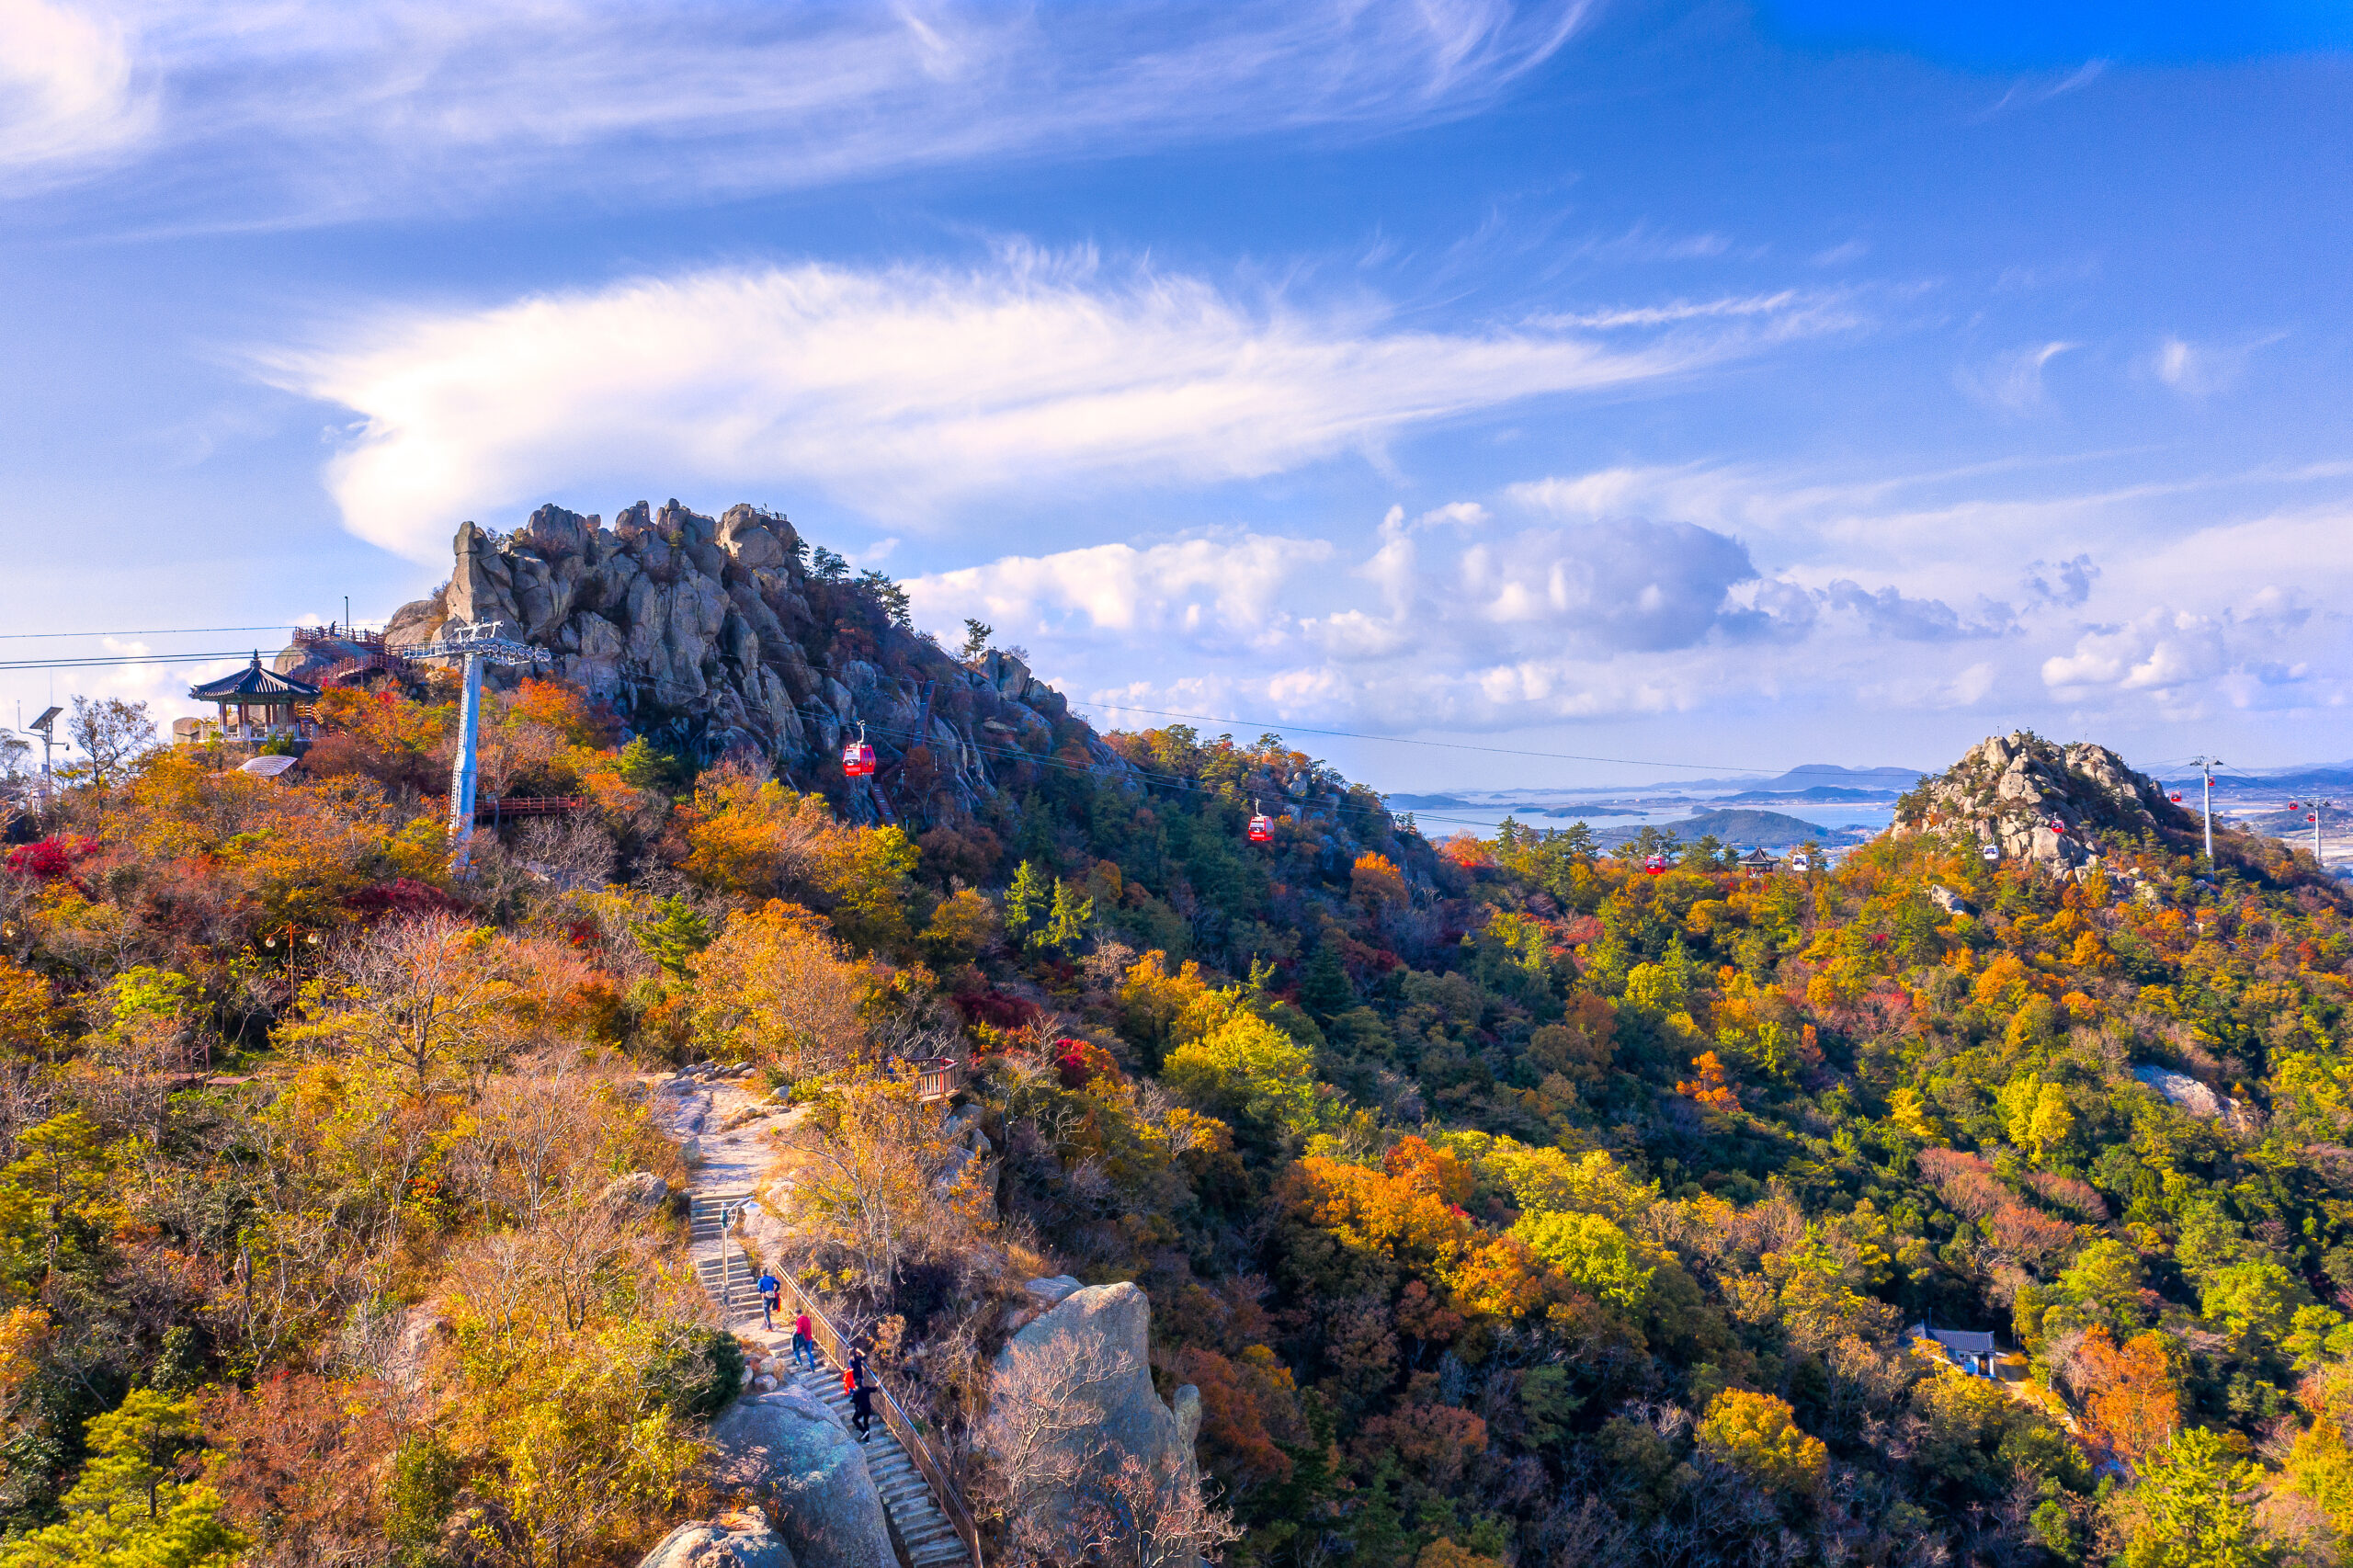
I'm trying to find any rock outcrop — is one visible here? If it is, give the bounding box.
[637,1511,796,1568]
[372,500,1141,826]
[993,1282,1201,1503]
[1889,732,2196,873]
[709,1387,895,1568]
[597,1171,670,1216]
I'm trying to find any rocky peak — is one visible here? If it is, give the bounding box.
[380,497,1137,830]
[1891,730,2195,872]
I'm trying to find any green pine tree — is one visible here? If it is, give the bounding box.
[1041,878,1094,955]
[1005,861,1048,949]
[0,1390,245,1568]
[1299,942,1353,1020]
[615,735,681,791]
[633,896,713,980]
[2121,1426,2276,1568]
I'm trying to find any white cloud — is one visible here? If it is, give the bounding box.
[956,466,2353,735]
[905,533,1334,653]
[2041,609,2231,696]
[1855,660,1998,711]
[1535,291,1804,330]
[273,248,1816,561]
[1978,60,2106,119]
[2146,333,2282,399]
[11,0,1589,219]
[0,0,147,185]
[1955,340,2076,414]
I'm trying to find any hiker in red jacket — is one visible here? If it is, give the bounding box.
[790,1310,816,1372]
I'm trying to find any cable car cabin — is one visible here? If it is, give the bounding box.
[2169,792,2184,802]
[1788,851,1812,872]
[841,740,876,778]
[1643,854,1668,875]
[1247,813,1275,844]
[1982,843,2001,862]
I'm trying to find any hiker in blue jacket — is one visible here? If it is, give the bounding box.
[756,1268,781,1331]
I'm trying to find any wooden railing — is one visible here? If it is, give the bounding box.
[911,1057,967,1103]
[768,1269,983,1568]
[473,796,585,821]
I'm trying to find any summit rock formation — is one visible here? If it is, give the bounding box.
[1888,731,2198,871]
[374,499,1137,826]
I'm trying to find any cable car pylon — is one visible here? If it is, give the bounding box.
[413,619,551,875]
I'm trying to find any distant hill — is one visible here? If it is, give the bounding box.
[1386,792,1644,816]
[2171,767,2353,795]
[1747,763,1926,792]
[1597,807,1856,849]
[1719,785,1893,804]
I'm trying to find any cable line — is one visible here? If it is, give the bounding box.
[1074,698,1905,781]
[0,624,323,641]
[0,651,292,672]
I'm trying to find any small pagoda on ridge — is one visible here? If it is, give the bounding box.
[185,653,322,746]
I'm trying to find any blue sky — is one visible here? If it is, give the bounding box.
[3,1,2350,792]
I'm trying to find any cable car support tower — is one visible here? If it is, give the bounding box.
[2188,755,2223,865]
[415,619,551,875]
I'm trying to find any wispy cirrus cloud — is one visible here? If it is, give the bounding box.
[269,244,1836,561]
[6,0,1590,217]
[0,0,147,185]
[1955,339,2077,414]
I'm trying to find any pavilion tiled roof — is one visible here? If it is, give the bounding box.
[189,654,322,702]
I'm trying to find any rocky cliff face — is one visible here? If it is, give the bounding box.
[1889,731,2197,871]
[377,499,1137,826]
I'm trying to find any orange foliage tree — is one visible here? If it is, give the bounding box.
[2071,1326,2179,1465]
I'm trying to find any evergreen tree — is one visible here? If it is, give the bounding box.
[0,1390,244,1567]
[1042,879,1095,955]
[633,896,714,980]
[2120,1426,2275,1568]
[857,570,913,629]
[1299,941,1353,1020]
[615,735,681,791]
[1005,861,1048,948]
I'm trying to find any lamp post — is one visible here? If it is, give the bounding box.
[412,619,551,875]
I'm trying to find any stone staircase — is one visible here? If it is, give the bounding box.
[689,1191,764,1324]
[789,1362,972,1568]
[689,1191,974,1568]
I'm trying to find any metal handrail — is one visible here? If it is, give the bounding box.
[769,1267,983,1568]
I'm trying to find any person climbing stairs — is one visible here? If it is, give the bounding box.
[689,1191,975,1568]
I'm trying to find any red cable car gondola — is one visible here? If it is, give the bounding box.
[1643,854,1668,875]
[841,722,876,778]
[1247,800,1274,844]
[2169,792,2183,803]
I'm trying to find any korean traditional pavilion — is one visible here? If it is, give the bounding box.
[187,653,322,745]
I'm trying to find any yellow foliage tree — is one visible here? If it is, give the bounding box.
[688,901,869,1080]
[1695,1388,1826,1492]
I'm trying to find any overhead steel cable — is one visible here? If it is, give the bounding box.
[0,651,298,672]
[823,709,1599,838]
[1071,698,1915,781]
[0,625,328,641]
